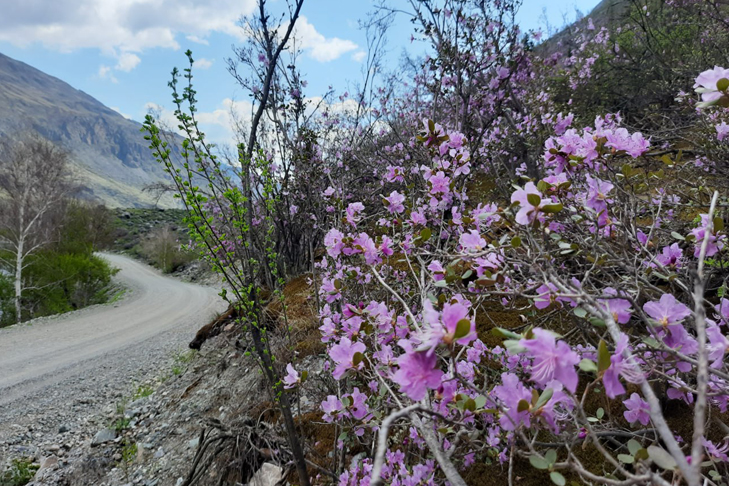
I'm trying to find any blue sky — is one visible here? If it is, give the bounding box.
[0,0,600,145]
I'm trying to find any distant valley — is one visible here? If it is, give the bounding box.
[0,52,178,208]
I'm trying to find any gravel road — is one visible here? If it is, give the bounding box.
[0,253,225,459]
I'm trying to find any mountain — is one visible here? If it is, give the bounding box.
[0,52,178,208]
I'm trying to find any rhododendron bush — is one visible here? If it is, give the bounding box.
[304,105,728,485]
[144,1,729,485]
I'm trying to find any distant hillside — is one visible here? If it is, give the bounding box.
[0,52,178,208]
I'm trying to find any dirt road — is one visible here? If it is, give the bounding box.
[0,253,224,419]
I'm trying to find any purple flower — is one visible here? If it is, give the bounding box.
[643,294,692,327]
[348,387,369,420]
[599,288,632,324]
[329,337,366,380]
[322,395,343,422]
[655,243,683,268]
[384,190,405,214]
[602,333,642,398]
[492,373,532,431]
[707,322,729,368]
[691,213,725,258]
[519,328,580,393]
[283,363,300,389]
[392,340,444,401]
[428,171,451,195]
[623,393,651,426]
[459,230,486,252]
[345,202,365,226]
[324,228,345,258]
[511,182,545,225]
[717,122,729,142]
[694,66,729,106]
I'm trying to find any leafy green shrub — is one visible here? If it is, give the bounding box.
[0,458,39,486]
[0,273,15,326]
[24,252,116,317]
[140,225,195,273]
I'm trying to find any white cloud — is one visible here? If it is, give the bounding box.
[98,65,118,83]
[351,50,366,62]
[110,106,132,119]
[289,16,358,62]
[186,35,210,46]
[195,58,214,69]
[115,52,140,72]
[145,98,253,147]
[0,0,255,54]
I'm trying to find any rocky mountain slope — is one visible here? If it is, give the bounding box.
[0,52,178,208]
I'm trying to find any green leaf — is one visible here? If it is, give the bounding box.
[527,193,542,206]
[474,395,487,409]
[420,227,432,242]
[550,472,566,486]
[454,319,472,340]
[301,370,309,383]
[573,307,587,318]
[352,352,364,367]
[635,448,649,461]
[529,455,549,470]
[617,454,634,464]
[541,203,564,214]
[596,407,604,419]
[579,358,598,373]
[671,231,685,241]
[504,339,526,354]
[597,340,611,373]
[492,328,522,339]
[714,217,724,232]
[534,388,554,410]
[545,449,557,465]
[718,78,729,92]
[647,445,678,470]
[464,398,477,412]
[511,236,522,248]
[627,439,642,456]
[517,399,531,413]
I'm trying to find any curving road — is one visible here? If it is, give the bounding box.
[0,253,225,407]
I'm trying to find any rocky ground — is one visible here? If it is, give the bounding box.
[0,264,326,486]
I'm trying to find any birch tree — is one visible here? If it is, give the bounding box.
[0,136,71,323]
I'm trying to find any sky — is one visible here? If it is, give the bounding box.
[0,0,601,146]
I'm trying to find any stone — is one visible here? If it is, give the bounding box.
[249,463,284,486]
[153,447,165,459]
[58,424,70,434]
[187,437,199,449]
[91,428,117,446]
[39,455,59,470]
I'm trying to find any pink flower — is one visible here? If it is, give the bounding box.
[519,328,580,393]
[694,66,729,105]
[717,122,729,141]
[691,213,725,257]
[329,337,366,380]
[283,363,300,389]
[511,182,545,225]
[392,340,444,401]
[643,294,691,327]
[459,230,486,252]
[321,395,343,422]
[384,190,405,214]
[655,243,683,268]
[492,373,532,431]
[599,288,633,325]
[324,228,345,258]
[428,171,451,195]
[345,202,365,226]
[623,393,651,426]
[602,333,643,398]
[707,322,729,368]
